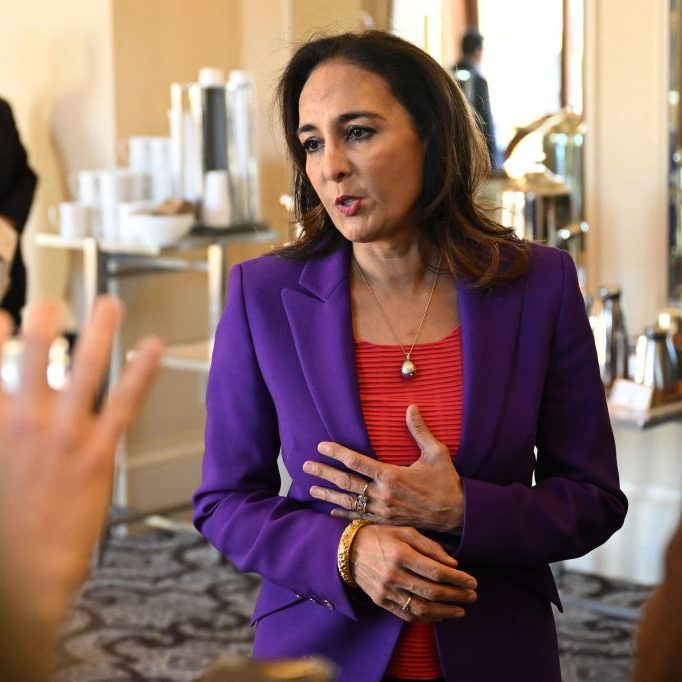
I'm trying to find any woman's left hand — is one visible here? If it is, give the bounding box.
[303,404,465,533]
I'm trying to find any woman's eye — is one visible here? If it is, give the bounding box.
[302,138,321,154]
[347,125,372,141]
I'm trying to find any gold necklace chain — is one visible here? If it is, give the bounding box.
[354,253,443,378]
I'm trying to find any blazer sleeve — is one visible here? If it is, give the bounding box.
[455,250,627,566]
[0,100,37,230]
[193,264,359,620]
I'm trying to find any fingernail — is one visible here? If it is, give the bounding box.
[317,442,329,454]
[466,580,477,589]
[303,461,313,473]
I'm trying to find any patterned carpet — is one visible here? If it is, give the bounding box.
[51,531,651,681]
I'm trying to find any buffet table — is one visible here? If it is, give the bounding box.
[36,224,278,373]
[36,224,280,553]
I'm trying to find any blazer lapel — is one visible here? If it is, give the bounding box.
[282,245,527,474]
[456,275,526,477]
[282,246,374,455]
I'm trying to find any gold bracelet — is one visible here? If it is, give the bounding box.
[337,519,371,587]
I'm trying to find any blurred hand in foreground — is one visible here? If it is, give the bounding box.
[0,296,163,668]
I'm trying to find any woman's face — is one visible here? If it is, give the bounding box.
[297,59,425,247]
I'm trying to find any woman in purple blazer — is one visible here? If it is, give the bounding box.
[193,32,627,682]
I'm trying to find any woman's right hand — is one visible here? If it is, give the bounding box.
[350,524,477,622]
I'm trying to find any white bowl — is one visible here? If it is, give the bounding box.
[120,212,194,247]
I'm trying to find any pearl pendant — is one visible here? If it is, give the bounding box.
[401,358,417,379]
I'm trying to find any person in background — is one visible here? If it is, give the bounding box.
[0,97,37,330]
[632,513,682,681]
[452,29,498,170]
[0,296,163,681]
[194,30,626,682]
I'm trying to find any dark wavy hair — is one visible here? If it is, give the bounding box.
[275,30,529,287]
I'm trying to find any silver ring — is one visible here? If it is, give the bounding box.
[353,482,370,514]
[401,595,412,612]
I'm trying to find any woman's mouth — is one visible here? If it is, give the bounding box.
[335,195,363,216]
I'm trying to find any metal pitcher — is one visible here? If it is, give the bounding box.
[593,286,628,387]
[634,326,679,392]
[658,307,682,377]
[485,166,573,244]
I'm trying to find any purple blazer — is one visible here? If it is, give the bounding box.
[193,242,627,682]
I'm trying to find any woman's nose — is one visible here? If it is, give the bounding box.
[322,143,351,182]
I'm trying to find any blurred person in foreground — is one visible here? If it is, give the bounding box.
[193,31,627,681]
[0,296,163,681]
[632,513,682,682]
[452,29,498,170]
[0,97,38,328]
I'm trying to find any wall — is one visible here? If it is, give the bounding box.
[0,0,116,305]
[584,0,669,333]
[292,0,364,39]
[112,0,242,141]
[234,0,292,261]
[577,0,681,584]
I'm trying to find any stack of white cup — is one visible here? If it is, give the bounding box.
[68,169,151,241]
[48,202,91,240]
[98,170,149,240]
[126,136,174,202]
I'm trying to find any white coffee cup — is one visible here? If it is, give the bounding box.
[128,170,151,202]
[201,170,231,227]
[98,169,128,205]
[49,202,91,239]
[149,137,171,170]
[98,204,119,241]
[149,138,173,201]
[68,170,100,205]
[126,136,153,172]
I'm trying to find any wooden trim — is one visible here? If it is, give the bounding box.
[561,0,570,107]
[464,0,478,28]
[582,0,598,294]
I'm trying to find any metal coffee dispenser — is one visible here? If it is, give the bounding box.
[497,165,573,244]
[170,68,260,227]
[542,109,586,222]
[482,109,587,277]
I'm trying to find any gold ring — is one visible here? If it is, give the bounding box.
[401,595,412,612]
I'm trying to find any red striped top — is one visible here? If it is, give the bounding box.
[354,327,464,680]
